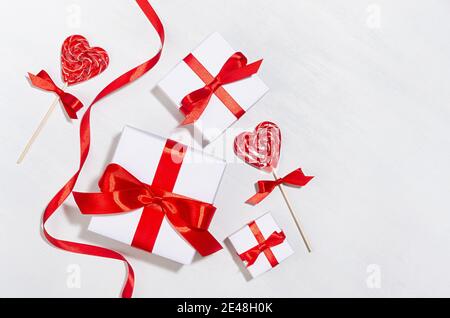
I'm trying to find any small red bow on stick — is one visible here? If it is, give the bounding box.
[28,70,83,119]
[247,168,314,205]
[180,52,262,125]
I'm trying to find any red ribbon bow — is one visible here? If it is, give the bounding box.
[239,230,286,267]
[28,70,83,119]
[180,52,263,125]
[246,168,314,205]
[73,164,222,256]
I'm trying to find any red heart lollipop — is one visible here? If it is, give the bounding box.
[61,35,109,85]
[234,121,281,173]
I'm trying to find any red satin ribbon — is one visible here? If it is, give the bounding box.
[42,0,164,298]
[73,163,223,256]
[28,70,83,119]
[239,221,285,267]
[180,52,263,125]
[246,168,314,205]
[132,139,186,251]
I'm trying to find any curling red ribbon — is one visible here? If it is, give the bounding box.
[28,70,83,119]
[42,0,164,298]
[73,163,222,256]
[239,221,286,267]
[246,169,314,205]
[180,52,263,125]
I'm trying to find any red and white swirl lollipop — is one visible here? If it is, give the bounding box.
[234,121,281,172]
[234,121,314,252]
[18,35,109,164]
[61,35,109,85]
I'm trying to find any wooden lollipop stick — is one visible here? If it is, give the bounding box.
[272,170,312,253]
[17,82,68,164]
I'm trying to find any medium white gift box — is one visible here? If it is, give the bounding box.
[158,32,269,144]
[88,126,227,265]
[228,213,294,278]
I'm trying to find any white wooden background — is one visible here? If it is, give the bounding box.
[1,0,449,297]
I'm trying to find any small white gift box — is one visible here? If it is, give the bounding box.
[87,126,227,265]
[228,213,294,278]
[158,32,269,145]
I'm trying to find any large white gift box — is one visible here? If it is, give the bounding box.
[88,126,227,265]
[228,213,294,278]
[158,32,269,144]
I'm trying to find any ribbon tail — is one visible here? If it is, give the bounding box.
[180,98,211,125]
[60,92,84,119]
[180,87,213,125]
[179,228,223,256]
[166,210,222,256]
[220,59,263,84]
[246,180,277,205]
[28,71,57,92]
[73,192,116,214]
[73,189,145,215]
[246,191,270,205]
[239,250,259,267]
[283,169,314,187]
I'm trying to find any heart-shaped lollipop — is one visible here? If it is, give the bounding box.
[61,35,109,85]
[234,121,281,173]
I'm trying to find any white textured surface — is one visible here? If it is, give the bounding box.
[1,0,450,297]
